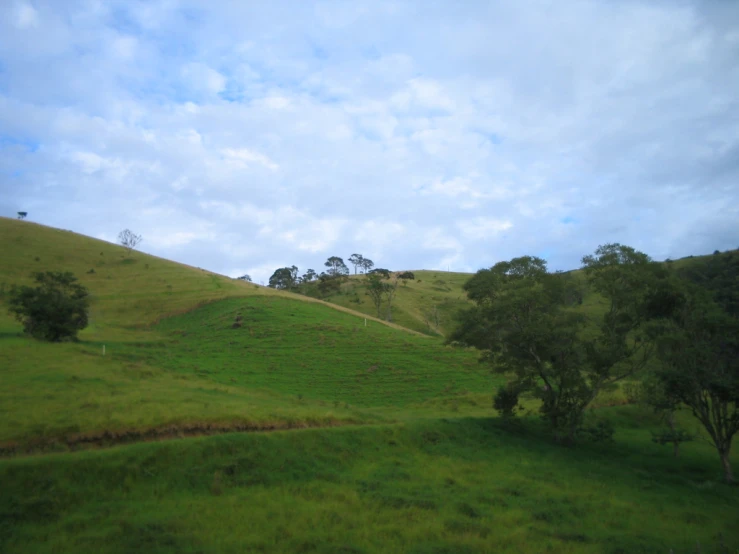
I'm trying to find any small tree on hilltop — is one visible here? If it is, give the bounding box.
[118,229,143,254]
[301,269,317,283]
[268,266,299,290]
[236,274,252,282]
[324,256,349,278]
[17,212,27,220]
[360,258,375,274]
[7,271,90,342]
[348,254,364,275]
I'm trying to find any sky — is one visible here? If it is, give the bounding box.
[1,0,738,284]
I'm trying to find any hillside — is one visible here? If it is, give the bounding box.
[306,250,738,337]
[1,218,738,553]
[0,217,493,451]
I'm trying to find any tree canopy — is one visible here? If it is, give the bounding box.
[324,256,349,278]
[450,246,666,442]
[268,266,299,290]
[7,271,90,342]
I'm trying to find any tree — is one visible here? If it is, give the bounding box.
[118,229,143,254]
[17,212,27,220]
[398,271,415,280]
[317,272,342,296]
[301,269,317,283]
[369,268,390,278]
[7,271,90,342]
[360,258,375,274]
[324,256,349,278]
[383,273,400,321]
[268,266,299,290]
[348,254,364,275]
[639,376,693,458]
[236,274,252,282]
[364,272,389,318]
[651,283,739,482]
[422,305,441,333]
[450,246,664,442]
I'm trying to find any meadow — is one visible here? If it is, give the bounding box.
[1,217,737,553]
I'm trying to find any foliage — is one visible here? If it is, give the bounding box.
[268,266,299,290]
[360,257,375,273]
[450,255,591,441]
[317,271,342,296]
[348,253,364,274]
[578,418,615,443]
[651,282,739,482]
[300,268,317,283]
[364,272,390,318]
[7,271,90,341]
[17,211,27,220]
[118,229,143,254]
[398,271,415,280]
[451,246,665,442]
[236,274,252,282]
[493,383,520,421]
[324,256,349,278]
[369,268,390,278]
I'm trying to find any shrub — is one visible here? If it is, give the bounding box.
[7,271,90,342]
[493,383,520,421]
[579,419,615,443]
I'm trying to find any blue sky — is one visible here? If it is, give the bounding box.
[1,0,737,283]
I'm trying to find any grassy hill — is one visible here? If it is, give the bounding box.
[1,217,738,553]
[300,270,473,336]
[0,217,493,451]
[308,250,738,337]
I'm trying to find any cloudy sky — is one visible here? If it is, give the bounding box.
[1,0,737,283]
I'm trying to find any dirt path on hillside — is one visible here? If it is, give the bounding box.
[0,418,369,459]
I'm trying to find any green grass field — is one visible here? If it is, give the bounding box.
[1,217,738,553]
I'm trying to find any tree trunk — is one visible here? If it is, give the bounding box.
[668,413,679,457]
[720,450,734,483]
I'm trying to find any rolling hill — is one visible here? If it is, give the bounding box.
[1,216,737,553]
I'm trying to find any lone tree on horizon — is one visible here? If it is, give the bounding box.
[118,229,143,254]
[17,212,27,220]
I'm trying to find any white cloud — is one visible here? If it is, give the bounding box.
[1,0,737,281]
[181,62,226,96]
[458,218,513,240]
[14,1,38,29]
[221,148,279,171]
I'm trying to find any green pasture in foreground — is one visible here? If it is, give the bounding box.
[2,416,737,554]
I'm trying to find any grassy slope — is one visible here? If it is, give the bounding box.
[2,218,738,553]
[307,251,737,337]
[305,270,477,336]
[0,218,491,449]
[2,417,737,554]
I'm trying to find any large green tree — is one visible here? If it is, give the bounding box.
[651,279,739,482]
[451,245,664,442]
[8,271,90,342]
[268,266,299,290]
